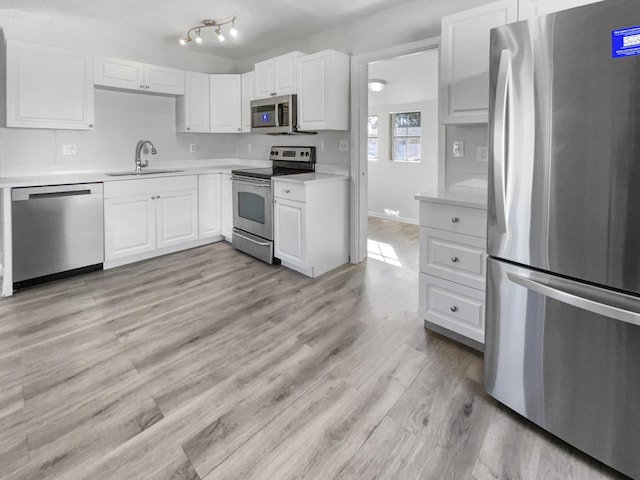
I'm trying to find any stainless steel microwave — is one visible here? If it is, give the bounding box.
[250,94,298,134]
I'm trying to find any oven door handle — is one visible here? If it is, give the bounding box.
[233,231,272,247]
[232,177,271,187]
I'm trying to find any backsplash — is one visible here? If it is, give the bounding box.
[445,124,488,188]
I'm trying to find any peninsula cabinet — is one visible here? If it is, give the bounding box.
[417,191,488,351]
[273,175,348,278]
[3,40,94,130]
[297,50,350,131]
[254,51,304,99]
[440,0,602,124]
[104,176,198,268]
[176,71,210,133]
[94,57,185,95]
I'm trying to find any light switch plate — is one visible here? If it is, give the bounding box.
[453,141,464,158]
[62,144,77,156]
[189,144,196,153]
[477,146,488,163]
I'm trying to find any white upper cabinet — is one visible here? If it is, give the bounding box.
[518,0,603,19]
[254,51,304,99]
[210,74,242,133]
[4,40,94,130]
[297,50,350,131]
[176,71,210,133]
[241,71,254,133]
[94,57,185,95]
[440,1,517,124]
[440,0,604,124]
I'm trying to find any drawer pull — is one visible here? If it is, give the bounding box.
[285,189,291,194]
[451,256,459,263]
[450,306,458,312]
[451,217,460,223]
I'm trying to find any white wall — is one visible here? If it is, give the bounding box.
[368,101,438,223]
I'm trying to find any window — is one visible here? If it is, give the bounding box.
[391,111,421,162]
[367,115,378,160]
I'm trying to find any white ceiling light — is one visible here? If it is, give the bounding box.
[179,17,238,46]
[368,79,387,92]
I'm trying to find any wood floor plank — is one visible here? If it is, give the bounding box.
[0,218,625,480]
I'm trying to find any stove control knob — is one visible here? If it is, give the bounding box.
[270,151,274,155]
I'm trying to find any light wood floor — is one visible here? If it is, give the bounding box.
[0,217,626,480]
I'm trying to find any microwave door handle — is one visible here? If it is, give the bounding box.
[507,272,640,328]
[493,49,511,234]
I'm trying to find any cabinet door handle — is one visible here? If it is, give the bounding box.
[145,85,150,89]
[450,306,458,313]
[451,256,459,263]
[451,217,460,223]
[186,127,191,131]
[285,189,291,194]
[157,194,161,198]
[89,124,94,128]
[151,196,156,199]
[139,84,144,89]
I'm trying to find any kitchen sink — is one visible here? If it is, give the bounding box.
[105,169,183,176]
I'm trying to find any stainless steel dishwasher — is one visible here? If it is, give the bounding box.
[12,183,104,287]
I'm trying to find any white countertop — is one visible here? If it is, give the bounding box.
[415,186,487,209]
[0,164,249,189]
[271,173,348,184]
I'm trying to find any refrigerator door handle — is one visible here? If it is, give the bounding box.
[493,49,511,234]
[507,271,640,328]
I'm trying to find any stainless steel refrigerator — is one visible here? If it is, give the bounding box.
[485,1,640,477]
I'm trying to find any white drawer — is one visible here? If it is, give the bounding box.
[419,273,485,344]
[273,180,305,202]
[420,227,486,290]
[419,202,486,238]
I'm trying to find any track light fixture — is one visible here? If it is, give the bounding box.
[179,17,238,46]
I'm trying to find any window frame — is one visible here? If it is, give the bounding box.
[390,111,421,163]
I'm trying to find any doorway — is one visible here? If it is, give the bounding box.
[349,37,441,263]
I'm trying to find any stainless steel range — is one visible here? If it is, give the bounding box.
[231,146,315,263]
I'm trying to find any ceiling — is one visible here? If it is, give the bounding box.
[0,0,418,59]
[368,49,439,106]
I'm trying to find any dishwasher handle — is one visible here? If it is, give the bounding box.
[12,183,103,202]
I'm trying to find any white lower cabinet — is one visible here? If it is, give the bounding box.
[198,174,222,239]
[418,199,487,349]
[104,176,198,267]
[274,198,306,267]
[221,173,233,241]
[273,176,348,278]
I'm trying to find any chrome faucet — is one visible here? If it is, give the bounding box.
[135,140,157,172]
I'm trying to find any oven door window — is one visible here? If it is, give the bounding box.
[238,191,265,224]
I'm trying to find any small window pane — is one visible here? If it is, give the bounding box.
[368,139,378,159]
[368,115,378,137]
[407,137,421,162]
[394,138,407,161]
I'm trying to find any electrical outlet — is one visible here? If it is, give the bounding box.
[453,141,464,158]
[62,144,77,156]
[189,144,196,153]
[319,141,325,152]
[339,139,349,152]
[247,143,252,153]
[477,146,488,163]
